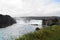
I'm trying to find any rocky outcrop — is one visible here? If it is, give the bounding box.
[0,14,16,28]
[35,27,40,31]
[42,18,59,27]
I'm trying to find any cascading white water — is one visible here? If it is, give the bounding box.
[0,18,42,40]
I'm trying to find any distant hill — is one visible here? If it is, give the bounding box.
[21,16,60,20]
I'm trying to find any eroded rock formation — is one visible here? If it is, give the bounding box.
[0,14,16,28]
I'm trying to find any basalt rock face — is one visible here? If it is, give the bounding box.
[0,14,16,28]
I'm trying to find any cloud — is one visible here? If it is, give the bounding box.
[0,0,60,17]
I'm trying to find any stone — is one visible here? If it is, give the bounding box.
[0,14,16,28]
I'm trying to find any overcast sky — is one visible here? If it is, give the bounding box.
[0,0,60,17]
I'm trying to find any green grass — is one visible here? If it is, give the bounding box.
[16,25,60,40]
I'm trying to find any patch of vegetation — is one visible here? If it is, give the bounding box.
[16,25,60,40]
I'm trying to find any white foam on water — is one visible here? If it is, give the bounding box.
[0,18,42,40]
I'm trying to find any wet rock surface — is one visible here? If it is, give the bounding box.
[0,14,16,28]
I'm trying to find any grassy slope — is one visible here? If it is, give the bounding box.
[16,25,60,40]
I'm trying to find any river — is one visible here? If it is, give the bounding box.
[0,18,42,40]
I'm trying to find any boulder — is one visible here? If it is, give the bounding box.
[35,27,40,31]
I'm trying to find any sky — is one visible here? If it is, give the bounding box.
[0,0,60,17]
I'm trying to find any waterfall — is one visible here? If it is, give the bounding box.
[0,17,42,40]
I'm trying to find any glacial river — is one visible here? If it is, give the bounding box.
[0,19,42,40]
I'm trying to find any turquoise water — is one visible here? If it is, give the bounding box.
[0,19,42,40]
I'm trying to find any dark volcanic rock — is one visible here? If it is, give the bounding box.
[35,27,40,31]
[0,14,16,28]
